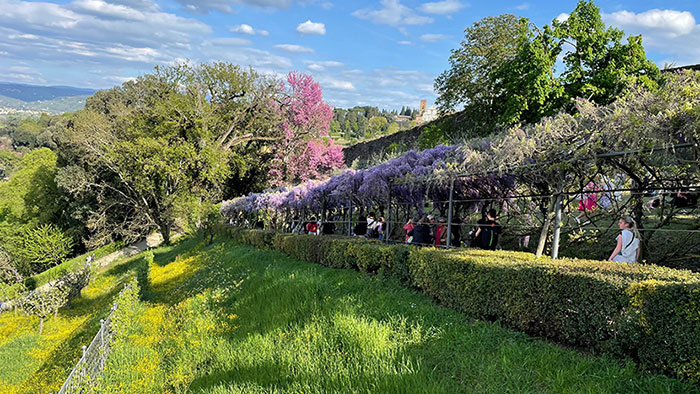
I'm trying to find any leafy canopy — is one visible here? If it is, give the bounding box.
[435,0,660,130]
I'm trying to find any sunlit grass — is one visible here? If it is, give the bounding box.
[97,238,700,393]
[0,245,150,394]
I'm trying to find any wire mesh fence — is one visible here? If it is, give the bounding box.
[55,280,135,394]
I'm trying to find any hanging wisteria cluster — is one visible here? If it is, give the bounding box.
[221,144,517,220]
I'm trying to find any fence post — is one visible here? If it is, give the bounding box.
[386,188,391,244]
[446,178,455,248]
[551,193,564,259]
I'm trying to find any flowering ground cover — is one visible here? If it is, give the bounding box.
[0,246,145,393]
[96,237,699,393]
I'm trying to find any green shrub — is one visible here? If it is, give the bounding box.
[220,226,700,383]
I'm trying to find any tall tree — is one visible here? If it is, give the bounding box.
[554,0,660,106]
[434,14,525,133]
[269,72,344,186]
[59,63,280,246]
[435,1,660,133]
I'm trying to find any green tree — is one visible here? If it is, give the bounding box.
[59,63,279,246]
[368,116,388,135]
[434,14,524,119]
[22,285,68,334]
[554,0,660,106]
[494,24,564,125]
[436,1,660,133]
[17,224,73,274]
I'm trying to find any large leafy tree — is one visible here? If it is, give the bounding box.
[554,0,659,106]
[59,62,281,246]
[269,72,344,187]
[434,14,525,135]
[435,0,660,132]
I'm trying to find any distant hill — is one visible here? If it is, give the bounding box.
[0,82,95,101]
[0,82,96,115]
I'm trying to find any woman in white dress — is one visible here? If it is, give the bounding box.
[608,215,641,263]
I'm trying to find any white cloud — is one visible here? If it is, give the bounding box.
[316,76,355,91]
[201,45,292,69]
[0,0,210,68]
[305,60,343,71]
[202,37,252,46]
[174,0,292,14]
[555,13,569,23]
[230,23,268,36]
[298,0,332,9]
[397,40,412,45]
[419,33,448,42]
[353,0,433,27]
[273,44,315,54]
[419,0,465,15]
[296,20,326,35]
[515,3,529,11]
[604,9,695,37]
[601,9,700,66]
[318,60,343,67]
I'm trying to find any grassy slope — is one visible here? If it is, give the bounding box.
[0,248,144,393]
[98,237,699,393]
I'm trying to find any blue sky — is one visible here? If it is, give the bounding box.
[1,0,699,110]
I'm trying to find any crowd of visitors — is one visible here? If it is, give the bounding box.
[285,207,643,264]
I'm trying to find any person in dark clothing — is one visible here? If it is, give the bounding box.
[474,209,501,250]
[451,216,462,248]
[321,219,335,235]
[470,213,487,247]
[353,216,367,236]
[408,216,432,246]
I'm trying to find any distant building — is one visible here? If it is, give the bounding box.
[422,106,438,122]
[415,99,438,124]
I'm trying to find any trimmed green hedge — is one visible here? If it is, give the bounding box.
[221,227,700,383]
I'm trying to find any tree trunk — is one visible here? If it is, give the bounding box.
[39,317,44,334]
[160,222,171,245]
[536,196,556,258]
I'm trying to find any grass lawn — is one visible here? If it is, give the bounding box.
[97,237,700,393]
[0,245,140,394]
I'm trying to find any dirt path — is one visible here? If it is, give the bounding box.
[37,232,172,292]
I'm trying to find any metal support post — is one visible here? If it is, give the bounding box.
[551,193,564,259]
[386,189,391,243]
[446,178,455,248]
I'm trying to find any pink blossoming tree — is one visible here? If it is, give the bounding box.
[269,72,344,187]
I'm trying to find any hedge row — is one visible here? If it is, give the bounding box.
[220,226,700,382]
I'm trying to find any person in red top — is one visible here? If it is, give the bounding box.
[403,218,416,243]
[306,217,318,235]
[434,217,447,247]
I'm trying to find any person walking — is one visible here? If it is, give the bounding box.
[434,217,447,247]
[608,215,641,263]
[474,209,501,250]
[403,218,416,244]
[408,216,432,246]
[377,217,386,241]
